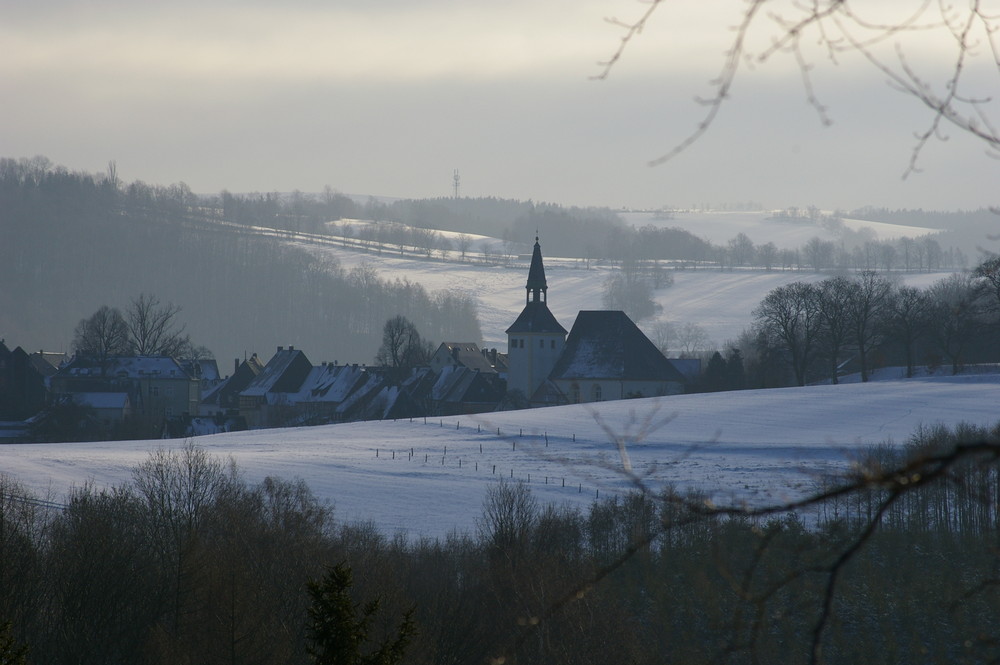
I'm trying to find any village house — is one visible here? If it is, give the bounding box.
[238,346,313,428]
[50,355,200,438]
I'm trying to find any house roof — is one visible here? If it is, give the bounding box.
[548,310,688,383]
[295,364,377,404]
[59,355,194,380]
[505,301,567,335]
[432,342,497,373]
[201,354,264,405]
[29,352,66,376]
[241,348,312,397]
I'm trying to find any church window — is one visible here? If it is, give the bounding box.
[592,384,602,401]
[571,383,580,403]
[539,339,544,349]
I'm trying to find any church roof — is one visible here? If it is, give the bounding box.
[548,311,687,383]
[505,301,568,335]
[525,237,547,293]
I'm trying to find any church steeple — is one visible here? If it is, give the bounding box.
[525,236,548,305]
[506,236,567,402]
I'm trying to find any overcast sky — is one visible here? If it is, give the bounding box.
[4,0,998,211]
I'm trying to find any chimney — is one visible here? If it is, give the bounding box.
[289,345,295,351]
[277,346,284,353]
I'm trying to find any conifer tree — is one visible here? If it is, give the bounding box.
[306,563,415,665]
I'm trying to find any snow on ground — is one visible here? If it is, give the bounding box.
[621,211,938,249]
[4,373,998,539]
[290,234,951,350]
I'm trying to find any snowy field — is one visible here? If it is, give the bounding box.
[215,210,952,352]
[620,210,938,249]
[2,211,972,541]
[4,372,999,539]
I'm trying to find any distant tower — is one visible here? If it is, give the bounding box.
[505,237,567,401]
[453,169,460,199]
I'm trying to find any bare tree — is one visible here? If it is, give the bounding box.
[846,271,893,383]
[602,258,661,322]
[757,241,779,271]
[374,315,433,379]
[753,281,821,386]
[125,293,191,357]
[727,232,755,268]
[803,237,835,273]
[886,284,933,378]
[972,255,1000,320]
[597,2,1000,173]
[455,233,474,262]
[814,277,853,385]
[927,272,984,374]
[72,305,130,366]
[673,321,710,358]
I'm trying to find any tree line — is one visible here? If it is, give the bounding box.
[1,421,999,665]
[0,157,481,364]
[740,267,1000,388]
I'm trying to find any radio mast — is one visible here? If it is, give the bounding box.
[453,169,460,199]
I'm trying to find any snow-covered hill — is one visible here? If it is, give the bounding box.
[282,223,949,352]
[5,372,998,539]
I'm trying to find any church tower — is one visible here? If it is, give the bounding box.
[505,237,567,400]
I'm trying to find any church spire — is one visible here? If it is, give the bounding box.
[525,236,548,304]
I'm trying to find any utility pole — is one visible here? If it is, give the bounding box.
[453,169,460,199]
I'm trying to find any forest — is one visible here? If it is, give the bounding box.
[0,157,481,365]
[1,422,998,665]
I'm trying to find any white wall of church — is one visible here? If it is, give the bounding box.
[507,333,564,398]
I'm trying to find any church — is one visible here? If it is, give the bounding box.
[505,238,687,407]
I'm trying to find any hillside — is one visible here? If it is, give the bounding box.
[5,371,999,539]
[0,160,968,365]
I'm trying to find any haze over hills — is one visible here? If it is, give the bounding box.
[1,157,987,368]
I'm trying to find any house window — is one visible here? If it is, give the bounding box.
[550,340,556,350]
[571,383,580,404]
[592,384,602,401]
[539,339,544,349]
[149,386,159,397]
[165,387,174,397]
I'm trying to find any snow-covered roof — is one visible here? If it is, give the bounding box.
[61,356,193,380]
[242,348,312,397]
[505,301,568,335]
[550,311,687,383]
[296,364,375,404]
